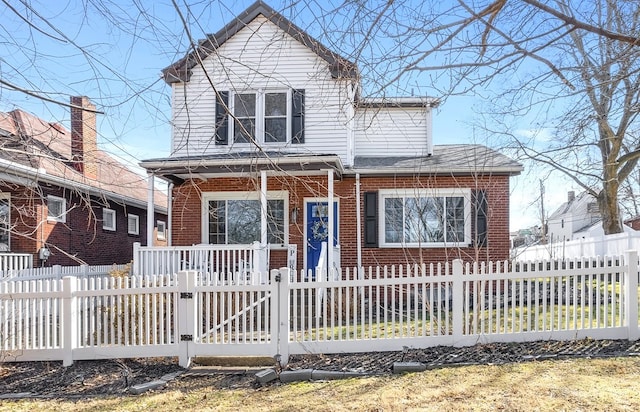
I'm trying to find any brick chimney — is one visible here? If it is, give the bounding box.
[70,96,98,179]
[568,191,575,203]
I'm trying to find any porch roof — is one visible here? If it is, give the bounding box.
[139,152,344,184]
[353,144,523,176]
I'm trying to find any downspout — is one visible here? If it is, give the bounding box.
[327,169,334,276]
[355,173,362,271]
[146,173,155,246]
[167,182,173,246]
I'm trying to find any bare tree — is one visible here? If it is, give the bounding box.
[304,0,640,234]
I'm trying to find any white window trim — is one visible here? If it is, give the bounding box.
[378,188,472,248]
[157,220,166,241]
[229,89,292,146]
[201,190,289,247]
[47,195,66,223]
[103,208,116,231]
[128,214,140,235]
[0,193,10,251]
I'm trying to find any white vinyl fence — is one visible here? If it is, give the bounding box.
[1,252,638,367]
[132,242,268,279]
[513,231,640,261]
[0,253,33,273]
[1,264,127,281]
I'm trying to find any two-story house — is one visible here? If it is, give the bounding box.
[140,1,522,273]
[0,97,168,266]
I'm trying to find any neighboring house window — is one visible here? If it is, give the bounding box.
[103,208,116,231]
[47,195,66,223]
[379,189,471,247]
[128,214,139,235]
[219,89,304,145]
[0,195,10,251]
[203,191,287,245]
[157,220,166,241]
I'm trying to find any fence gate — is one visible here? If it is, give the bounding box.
[178,270,281,367]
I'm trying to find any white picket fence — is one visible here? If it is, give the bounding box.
[1,264,127,281]
[513,231,640,261]
[0,253,33,273]
[1,252,638,367]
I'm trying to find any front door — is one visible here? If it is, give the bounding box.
[305,201,338,276]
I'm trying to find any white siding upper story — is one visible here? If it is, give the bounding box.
[354,105,431,157]
[170,15,432,167]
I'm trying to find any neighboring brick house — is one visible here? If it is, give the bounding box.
[140,1,522,272]
[0,97,167,266]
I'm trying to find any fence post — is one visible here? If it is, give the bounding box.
[275,267,290,366]
[177,270,197,368]
[62,276,78,367]
[625,250,639,340]
[452,259,464,346]
[53,265,62,280]
[132,242,140,276]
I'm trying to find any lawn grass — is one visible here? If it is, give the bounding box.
[3,357,640,411]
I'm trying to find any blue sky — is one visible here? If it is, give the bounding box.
[0,0,575,231]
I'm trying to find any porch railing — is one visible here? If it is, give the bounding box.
[0,252,33,273]
[131,242,269,280]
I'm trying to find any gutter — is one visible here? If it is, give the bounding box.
[0,158,167,213]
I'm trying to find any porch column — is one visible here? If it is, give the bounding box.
[327,169,334,275]
[260,170,268,247]
[146,172,155,246]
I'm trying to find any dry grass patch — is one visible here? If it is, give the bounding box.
[2,357,640,411]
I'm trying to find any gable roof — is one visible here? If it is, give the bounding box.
[162,0,357,84]
[0,109,167,211]
[548,191,598,221]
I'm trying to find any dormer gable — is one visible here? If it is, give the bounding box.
[162,1,357,84]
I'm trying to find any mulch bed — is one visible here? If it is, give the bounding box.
[2,339,640,398]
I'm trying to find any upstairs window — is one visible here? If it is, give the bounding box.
[233,93,256,144]
[216,89,304,146]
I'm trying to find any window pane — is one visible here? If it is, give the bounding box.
[446,197,465,242]
[267,199,285,243]
[234,119,255,143]
[384,197,403,243]
[265,93,286,116]
[208,200,226,244]
[404,197,443,243]
[49,199,62,219]
[0,199,9,251]
[234,93,255,117]
[265,118,286,142]
[227,200,260,244]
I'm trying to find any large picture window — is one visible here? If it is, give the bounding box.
[379,189,470,247]
[203,192,287,245]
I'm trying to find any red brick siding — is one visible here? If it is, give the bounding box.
[171,174,512,268]
[1,183,166,266]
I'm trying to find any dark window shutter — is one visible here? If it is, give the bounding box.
[473,190,488,247]
[292,89,305,144]
[364,192,378,247]
[215,91,229,145]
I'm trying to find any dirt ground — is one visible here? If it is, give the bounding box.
[2,339,640,398]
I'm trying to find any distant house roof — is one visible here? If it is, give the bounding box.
[548,191,598,221]
[162,0,357,84]
[0,108,166,211]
